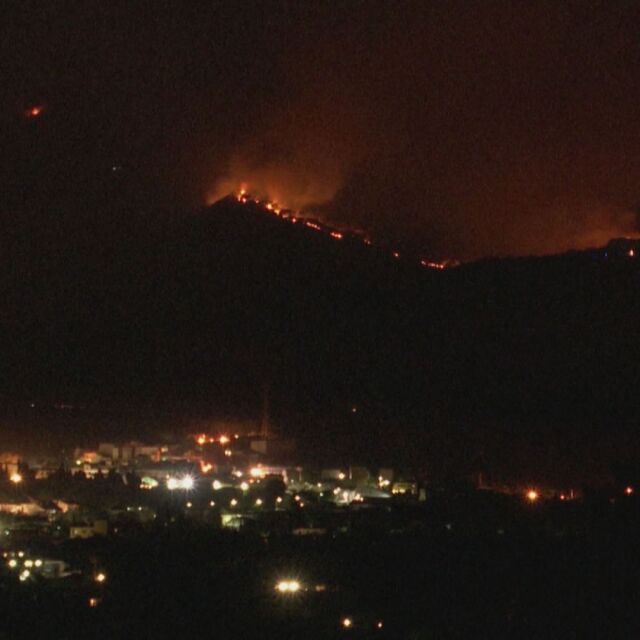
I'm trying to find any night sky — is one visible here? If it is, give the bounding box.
[3,1,640,260]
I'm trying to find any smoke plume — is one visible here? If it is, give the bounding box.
[209,2,640,259]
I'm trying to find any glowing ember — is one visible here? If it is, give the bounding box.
[25,105,44,118]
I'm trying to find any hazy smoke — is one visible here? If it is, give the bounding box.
[209,2,640,259]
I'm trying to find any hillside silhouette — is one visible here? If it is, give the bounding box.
[1,195,639,477]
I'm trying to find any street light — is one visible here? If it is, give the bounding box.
[276,580,301,593]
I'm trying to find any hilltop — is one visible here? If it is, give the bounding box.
[0,194,639,476]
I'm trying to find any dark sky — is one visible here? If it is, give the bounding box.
[3,1,640,259]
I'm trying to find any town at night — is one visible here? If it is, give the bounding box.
[3,2,640,638]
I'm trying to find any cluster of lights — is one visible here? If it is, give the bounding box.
[7,555,44,581]
[195,433,234,446]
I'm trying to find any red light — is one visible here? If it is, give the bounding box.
[25,105,44,118]
[625,486,634,495]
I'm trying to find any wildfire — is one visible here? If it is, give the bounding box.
[232,185,454,271]
[421,259,446,270]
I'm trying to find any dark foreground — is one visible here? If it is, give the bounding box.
[1,495,640,639]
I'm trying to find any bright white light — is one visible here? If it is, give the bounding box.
[230,498,238,507]
[34,559,42,568]
[95,572,107,583]
[209,500,215,507]
[276,580,301,593]
[19,569,30,581]
[8,559,17,568]
[342,617,353,628]
[250,466,265,478]
[24,560,33,568]
[255,498,263,506]
[276,496,283,504]
[9,472,22,484]
[240,482,249,491]
[167,475,194,490]
[212,480,222,490]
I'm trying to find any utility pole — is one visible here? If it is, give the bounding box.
[260,383,270,439]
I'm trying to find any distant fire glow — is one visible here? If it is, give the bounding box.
[230,186,452,270]
[24,105,44,118]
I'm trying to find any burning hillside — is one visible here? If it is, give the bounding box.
[231,187,456,271]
